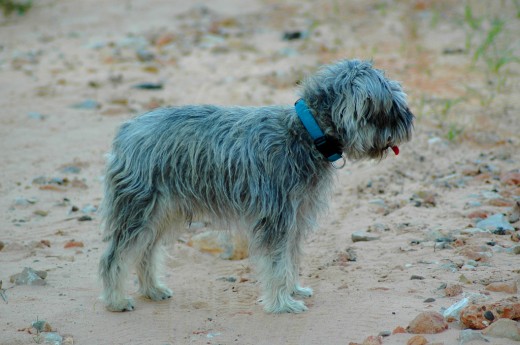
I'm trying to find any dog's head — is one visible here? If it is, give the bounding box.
[300,59,414,160]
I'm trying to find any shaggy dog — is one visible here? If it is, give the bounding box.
[99,59,414,313]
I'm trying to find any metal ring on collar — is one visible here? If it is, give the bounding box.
[331,155,346,169]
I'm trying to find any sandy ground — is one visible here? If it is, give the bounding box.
[1,0,520,344]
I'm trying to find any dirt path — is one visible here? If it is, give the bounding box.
[1,1,519,344]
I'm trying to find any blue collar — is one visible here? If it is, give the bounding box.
[294,99,343,163]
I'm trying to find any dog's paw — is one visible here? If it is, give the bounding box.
[262,297,308,314]
[105,297,135,312]
[293,285,313,298]
[141,285,173,301]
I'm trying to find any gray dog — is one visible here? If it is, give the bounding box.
[99,59,414,313]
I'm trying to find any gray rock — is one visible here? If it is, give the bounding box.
[458,329,488,344]
[351,231,380,242]
[71,99,101,110]
[482,318,520,341]
[10,267,47,286]
[476,213,514,233]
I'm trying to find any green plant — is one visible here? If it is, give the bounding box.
[0,0,32,16]
[446,123,464,142]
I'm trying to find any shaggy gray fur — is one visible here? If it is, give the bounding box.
[99,59,414,313]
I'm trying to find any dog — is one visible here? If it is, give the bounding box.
[99,59,414,313]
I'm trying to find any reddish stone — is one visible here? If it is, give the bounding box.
[64,240,84,249]
[362,336,383,345]
[501,171,520,186]
[393,326,407,334]
[407,335,428,345]
[467,210,488,219]
[485,281,518,294]
[445,284,463,297]
[460,297,520,329]
[407,311,448,334]
[488,198,514,207]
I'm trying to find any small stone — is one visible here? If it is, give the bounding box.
[407,335,428,345]
[77,215,92,221]
[467,210,488,219]
[377,330,391,337]
[476,213,514,233]
[411,275,425,280]
[136,49,155,62]
[407,311,448,334]
[424,297,436,303]
[71,99,101,110]
[0,241,4,251]
[501,171,520,186]
[64,240,84,249]
[509,202,520,223]
[43,332,63,344]
[444,284,463,297]
[361,335,382,345]
[393,326,407,334]
[483,310,495,321]
[132,82,163,90]
[155,32,176,47]
[33,210,49,217]
[485,281,518,294]
[458,329,489,344]
[10,267,47,286]
[460,298,520,329]
[482,318,520,341]
[32,320,53,332]
[351,231,380,242]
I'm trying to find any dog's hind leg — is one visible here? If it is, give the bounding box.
[135,201,176,302]
[99,237,136,312]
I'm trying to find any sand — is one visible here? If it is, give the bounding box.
[1,1,519,344]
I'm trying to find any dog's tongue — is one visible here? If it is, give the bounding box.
[391,146,399,156]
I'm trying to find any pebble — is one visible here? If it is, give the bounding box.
[476,213,514,232]
[444,284,463,297]
[509,202,520,223]
[282,30,306,40]
[77,215,92,221]
[485,281,518,294]
[410,275,425,280]
[377,330,391,337]
[64,240,84,249]
[43,332,63,345]
[424,297,436,303]
[392,326,407,334]
[136,48,155,62]
[407,311,448,334]
[501,171,520,186]
[351,231,380,242]
[482,318,520,341]
[458,329,489,344]
[406,335,428,345]
[32,320,53,332]
[71,99,101,110]
[10,267,47,286]
[0,241,4,251]
[132,82,164,90]
[81,204,97,213]
[460,297,520,329]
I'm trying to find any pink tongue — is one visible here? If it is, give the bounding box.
[391,146,399,156]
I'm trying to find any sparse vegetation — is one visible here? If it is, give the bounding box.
[0,0,32,16]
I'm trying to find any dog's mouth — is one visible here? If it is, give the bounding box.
[383,145,399,156]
